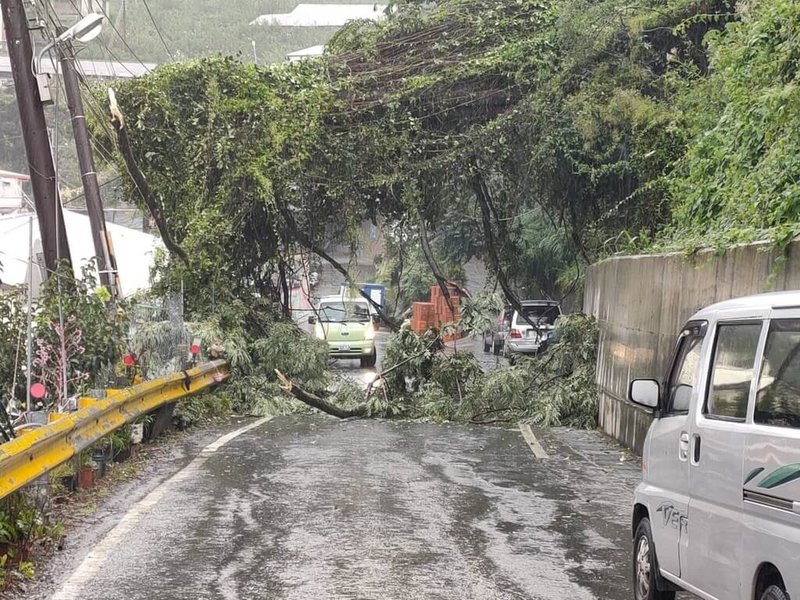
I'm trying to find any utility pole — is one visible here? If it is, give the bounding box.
[1,0,71,274]
[59,39,118,296]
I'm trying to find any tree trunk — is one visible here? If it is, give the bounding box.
[108,90,189,265]
[276,370,367,419]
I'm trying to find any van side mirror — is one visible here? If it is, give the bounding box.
[629,379,660,409]
[372,315,380,329]
[308,315,317,325]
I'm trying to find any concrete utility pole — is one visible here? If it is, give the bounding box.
[1,0,71,274]
[59,39,118,296]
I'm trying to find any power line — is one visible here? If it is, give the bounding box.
[40,0,148,75]
[77,0,151,71]
[62,175,123,205]
[141,0,172,60]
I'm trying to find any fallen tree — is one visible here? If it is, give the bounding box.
[274,314,599,428]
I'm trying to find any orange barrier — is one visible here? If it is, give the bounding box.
[411,286,464,339]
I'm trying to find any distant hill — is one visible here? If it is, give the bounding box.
[94,0,378,65]
[0,0,378,198]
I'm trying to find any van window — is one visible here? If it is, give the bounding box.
[665,332,704,413]
[705,322,762,421]
[756,319,800,428]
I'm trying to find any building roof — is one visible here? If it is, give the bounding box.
[252,4,387,27]
[0,170,30,181]
[287,44,325,61]
[0,55,156,79]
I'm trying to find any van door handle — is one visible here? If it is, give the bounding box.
[692,434,701,465]
[679,432,689,461]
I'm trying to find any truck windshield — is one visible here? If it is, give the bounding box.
[319,301,371,323]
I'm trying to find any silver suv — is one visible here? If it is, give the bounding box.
[482,300,561,360]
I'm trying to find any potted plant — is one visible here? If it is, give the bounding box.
[110,427,133,463]
[50,463,76,494]
[77,452,96,489]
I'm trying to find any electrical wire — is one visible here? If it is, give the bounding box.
[92,0,150,70]
[141,0,172,60]
[56,0,151,72]
[62,175,122,205]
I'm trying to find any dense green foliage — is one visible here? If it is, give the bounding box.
[0,491,60,589]
[38,0,798,430]
[667,0,800,248]
[358,314,599,427]
[101,0,753,316]
[102,56,333,313]
[0,288,27,403]
[0,265,127,411]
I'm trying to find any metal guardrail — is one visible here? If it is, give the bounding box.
[0,360,230,500]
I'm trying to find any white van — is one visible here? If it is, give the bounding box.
[629,291,800,600]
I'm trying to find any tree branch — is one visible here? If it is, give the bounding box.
[108,89,189,266]
[470,167,539,331]
[417,214,455,312]
[281,209,401,331]
[276,369,366,418]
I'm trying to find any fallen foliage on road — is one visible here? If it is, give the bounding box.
[277,314,599,428]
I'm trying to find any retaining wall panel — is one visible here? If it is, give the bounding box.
[585,242,800,453]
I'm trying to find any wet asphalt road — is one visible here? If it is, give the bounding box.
[46,415,646,600]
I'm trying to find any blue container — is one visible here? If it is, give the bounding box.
[340,283,386,310]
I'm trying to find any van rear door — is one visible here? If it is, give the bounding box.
[684,314,767,599]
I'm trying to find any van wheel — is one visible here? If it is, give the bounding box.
[760,585,788,600]
[633,518,675,600]
[360,351,377,368]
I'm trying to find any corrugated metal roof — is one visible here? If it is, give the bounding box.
[287,45,325,61]
[0,55,156,79]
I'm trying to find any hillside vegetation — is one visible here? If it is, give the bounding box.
[10,0,798,306]
[666,0,800,249]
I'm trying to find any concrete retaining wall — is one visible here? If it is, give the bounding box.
[584,241,800,454]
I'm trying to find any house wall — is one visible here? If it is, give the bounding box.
[0,177,25,213]
[584,241,800,453]
[0,177,22,198]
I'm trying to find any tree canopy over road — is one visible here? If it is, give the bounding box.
[102,0,793,314]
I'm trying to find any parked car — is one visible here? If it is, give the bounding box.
[483,300,561,361]
[482,305,514,354]
[629,291,800,600]
[309,295,377,367]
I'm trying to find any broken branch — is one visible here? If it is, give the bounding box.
[276,369,367,419]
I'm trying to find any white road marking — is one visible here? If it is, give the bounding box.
[518,423,548,459]
[50,417,272,600]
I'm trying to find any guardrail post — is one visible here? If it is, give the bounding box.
[147,403,175,440]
